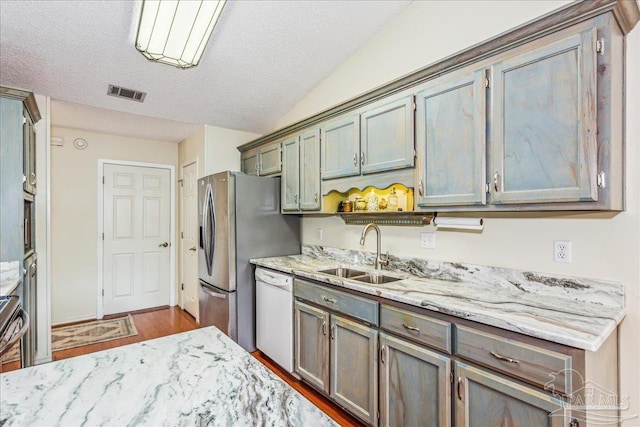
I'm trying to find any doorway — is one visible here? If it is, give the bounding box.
[98,161,175,317]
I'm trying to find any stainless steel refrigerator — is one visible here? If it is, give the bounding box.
[198,171,300,352]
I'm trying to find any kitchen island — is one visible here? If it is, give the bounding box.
[0,326,337,426]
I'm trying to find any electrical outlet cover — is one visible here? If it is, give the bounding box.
[421,232,436,249]
[553,240,572,263]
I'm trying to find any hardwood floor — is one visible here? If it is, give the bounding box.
[1,306,364,426]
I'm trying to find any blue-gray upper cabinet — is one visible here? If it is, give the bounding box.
[281,129,321,213]
[320,115,360,180]
[281,136,300,212]
[415,68,487,207]
[241,141,281,176]
[489,24,598,205]
[360,94,415,174]
[240,149,259,176]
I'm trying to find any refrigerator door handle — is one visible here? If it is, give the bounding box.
[200,284,227,299]
[202,183,216,276]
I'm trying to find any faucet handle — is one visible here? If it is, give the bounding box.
[379,251,390,266]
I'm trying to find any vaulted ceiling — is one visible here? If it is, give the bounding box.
[0,0,411,142]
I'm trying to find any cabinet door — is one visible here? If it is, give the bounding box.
[321,115,360,179]
[294,301,330,393]
[22,111,36,194]
[258,142,282,176]
[241,150,259,176]
[379,333,451,427]
[281,137,300,212]
[416,69,486,207]
[455,361,569,427]
[360,95,414,174]
[490,26,597,204]
[299,129,321,211]
[330,316,378,425]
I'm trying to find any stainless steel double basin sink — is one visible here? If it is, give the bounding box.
[318,267,401,285]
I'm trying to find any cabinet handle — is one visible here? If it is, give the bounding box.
[402,323,420,332]
[322,296,336,304]
[418,179,424,196]
[330,324,336,340]
[353,153,358,167]
[255,163,259,172]
[380,345,385,364]
[490,350,520,364]
[30,262,37,276]
[314,192,318,203]
[493,171,500,192]
[294,194,298,204]
[457,377,464,401]
[321,320,327,336]
[30,173,37,186]
[361,152,365,166]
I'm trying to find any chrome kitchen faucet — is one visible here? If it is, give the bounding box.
[359,223,389,270]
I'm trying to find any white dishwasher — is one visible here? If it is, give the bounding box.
[255,267,296,376]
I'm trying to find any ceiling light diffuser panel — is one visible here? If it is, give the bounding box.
[135,0,226,69]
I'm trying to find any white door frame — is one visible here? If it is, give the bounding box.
[97,159,177,319]
[179,157,198,310]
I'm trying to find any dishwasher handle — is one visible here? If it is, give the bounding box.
[255,268,292,291]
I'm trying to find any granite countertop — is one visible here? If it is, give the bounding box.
[0,327,337,427]
[0,261,20,297]
[251,245,625,352]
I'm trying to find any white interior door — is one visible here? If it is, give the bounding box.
[181,162,199,322]
[103,164,171,315]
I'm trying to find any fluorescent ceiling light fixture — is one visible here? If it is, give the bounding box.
[136,0,226,69]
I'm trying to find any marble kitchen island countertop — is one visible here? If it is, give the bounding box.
[0,327,337,427]
[251,246,625,352]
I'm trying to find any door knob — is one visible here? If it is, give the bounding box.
[159,242,169,248]
[189,246,197,251]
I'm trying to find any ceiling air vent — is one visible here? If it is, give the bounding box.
[107,85,146,103]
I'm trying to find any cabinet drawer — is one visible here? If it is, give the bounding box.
[380,305,451,353]
[294,279,378,326]
[455,325,572,395]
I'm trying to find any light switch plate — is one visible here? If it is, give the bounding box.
[420,232,436,249]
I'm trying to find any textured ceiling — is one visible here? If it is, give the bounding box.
[0,0,410,142]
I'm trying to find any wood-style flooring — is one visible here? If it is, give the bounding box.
[1,306,363,426]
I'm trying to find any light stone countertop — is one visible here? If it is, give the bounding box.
[0,261,20,297]
[0,326,337,427]
[251,245,625,352]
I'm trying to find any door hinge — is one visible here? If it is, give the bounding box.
[102,233,104,240]
[102,289,104,297]
[597,171,606,189]
[181,283,184,291]
[178,179,184,187]
[181,231,184,239]
[102,176,105,184]
[596,38,605,55]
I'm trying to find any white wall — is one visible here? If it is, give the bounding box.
[50,126,178,325]
[277,1,640,424]
[203,125,260,174]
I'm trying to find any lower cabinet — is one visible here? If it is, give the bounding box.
[454,361,569,427]
[379,333,451,427]
[294,300,378,425]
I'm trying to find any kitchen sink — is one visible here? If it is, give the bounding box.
[352,274,401,285]
[319,267,367,278]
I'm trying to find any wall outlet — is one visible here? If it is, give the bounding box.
[553,240,572,263]
[316,228,323,241]
[420,232,436,249]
